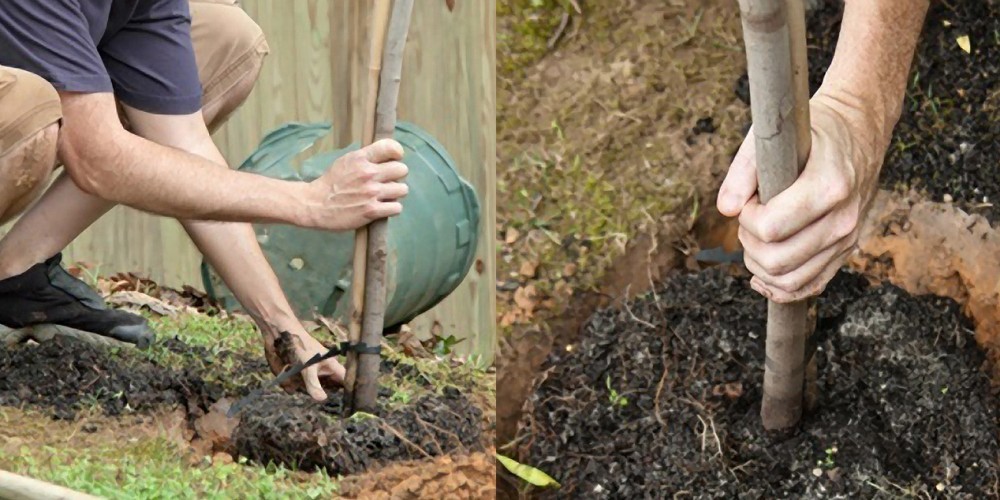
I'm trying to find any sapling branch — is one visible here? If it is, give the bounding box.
[350,0,416,414]
[345,0,392,414]
[738,0,811,430]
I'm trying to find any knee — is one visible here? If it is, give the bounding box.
[0,123,59,224]
[193,2,270,130]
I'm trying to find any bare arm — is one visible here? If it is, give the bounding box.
[819,0,929,152]
[57,92,408,231]
[718,0,928,302]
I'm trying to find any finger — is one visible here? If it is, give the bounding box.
[301,364,328,401]
[738,161,851,243]
[752,247,851,303]
[717,132,758,217]
[744,236,843,294]
[738,207,857,277]
[371,161,409,182]
[366,201,403,219]
[318,358,346,387]
[746,238,854,299]
[377,182,409,201]
[364,138,404,163]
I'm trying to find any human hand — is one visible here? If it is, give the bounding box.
[302,138,409,231]
[262,329,346,401]
[716,91,887,303]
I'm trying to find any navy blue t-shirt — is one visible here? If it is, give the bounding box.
[0,0,203,115]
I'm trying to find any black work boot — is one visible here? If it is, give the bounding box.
[0,254,155,349]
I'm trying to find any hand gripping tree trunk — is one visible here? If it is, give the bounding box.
[346,0,415,415]
[738,0,814,430]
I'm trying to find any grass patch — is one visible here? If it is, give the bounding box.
[1,435,337,499]
[497,0,575,78]
[497,1,749,331]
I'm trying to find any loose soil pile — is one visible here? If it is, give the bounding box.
[0,338,228,421]
[233,389,483,476]
[0,336,486,478]
[517,269,999,498]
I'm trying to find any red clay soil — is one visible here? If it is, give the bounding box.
[340,451,496,500]
[849,191,1000,381]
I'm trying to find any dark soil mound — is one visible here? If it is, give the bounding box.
[737,1,1000,223]
[517,268,999,498]
[0,334,486,477]
[0,337,224,420]
[232,387,484,476]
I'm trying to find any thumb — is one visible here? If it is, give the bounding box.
[717,131,758,217]
[302,364,328,401]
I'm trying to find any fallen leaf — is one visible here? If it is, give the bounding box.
[519,260,539,278]
[562,263,577,277]
[499,310,519,327]
[505,227,521,244]
[106,291,179,316]
[314,315,348,342]
[711,381,743,399]
[495,453,560,488]
[397,326,430,358]
[956,35,971,53]
[513,285,538,313]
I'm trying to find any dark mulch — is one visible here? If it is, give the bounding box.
[737,0,1000,223]
[0,335,485,476]
[0,337,225,420]
[232,387,484,476]
[517,268,999,498]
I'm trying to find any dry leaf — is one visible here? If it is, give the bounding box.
[513,285,538,313]
[505,227,521,244]
[711,381,743,399]
[106,291,179,316]
[397,326,430,358]
[314,315,348,342]
[499,310,519,327]
[562,263,577,277]
[956,35,971,53]
[519,260,539,278]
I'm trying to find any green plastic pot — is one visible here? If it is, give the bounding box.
[202,121,480,329]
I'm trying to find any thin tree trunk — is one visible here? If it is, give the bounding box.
[785,0,819,414]
[345,0,392,413]
[738,0,811,430]
[352,0,415,414]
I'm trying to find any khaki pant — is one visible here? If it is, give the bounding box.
[0,0,270,221]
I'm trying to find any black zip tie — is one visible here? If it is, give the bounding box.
[227,340,381,417]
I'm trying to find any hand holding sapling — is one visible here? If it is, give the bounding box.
[302,138,409,231]
[717,0,929,302]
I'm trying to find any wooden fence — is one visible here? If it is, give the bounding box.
[3,1,495,360]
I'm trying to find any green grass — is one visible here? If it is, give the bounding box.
[497,0,575,77]
[2,438,337,499]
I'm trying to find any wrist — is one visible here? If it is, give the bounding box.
[813,85,892,158]
[288,181,321,228]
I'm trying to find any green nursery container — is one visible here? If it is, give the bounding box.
[202,121,480,329]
